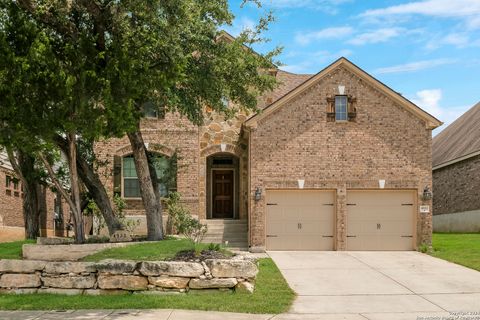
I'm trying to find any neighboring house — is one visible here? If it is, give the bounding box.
[0,151,69,242]
[432,102,480,232]
[95,57,442,252]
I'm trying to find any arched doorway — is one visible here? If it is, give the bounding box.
[206,154,240,219]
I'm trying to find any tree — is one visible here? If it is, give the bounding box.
[6,0,280,241]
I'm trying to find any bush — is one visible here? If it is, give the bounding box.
[165,192,207,244]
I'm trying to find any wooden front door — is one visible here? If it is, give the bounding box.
[212,170,234,219]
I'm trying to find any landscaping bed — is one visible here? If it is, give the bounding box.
[430,233,480,271]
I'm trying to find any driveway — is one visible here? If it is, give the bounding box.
[269,251,480,320]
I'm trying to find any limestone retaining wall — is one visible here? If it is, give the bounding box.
[0,258,257,295]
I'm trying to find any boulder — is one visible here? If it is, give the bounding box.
[139,261,204,277]
[0,288,38,294]
[148,276,190,289]
[95,260,138,274]
[42,275,96,289]
[97,275,148,291]
[84,289,129,296]
[205,259,258,279]
[235,281,255,294]
[0,260,46,273]
[0,274,41,288]
[189,278,237,289]
[38,288,84,295]
[44,262,96,274]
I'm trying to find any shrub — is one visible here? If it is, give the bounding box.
[165,192,207,244]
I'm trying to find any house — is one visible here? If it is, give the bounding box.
[95,57,442,251]
[432,102,480,232]
[0,151,69,242]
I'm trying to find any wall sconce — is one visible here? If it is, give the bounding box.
[220,143,227,152]
[298,179,305,189]
[379,179,385,189]
[422,186,433,200]
[338,85,345,95]
[254,187,262,201]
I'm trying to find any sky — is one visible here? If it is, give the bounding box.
[225,0,480,134]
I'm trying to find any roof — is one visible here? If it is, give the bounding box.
[245,57,443,130]
[0,151,13,171]
[432,102,480,169]
[266,70,312,107]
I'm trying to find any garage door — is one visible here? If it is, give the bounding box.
[266,190,335,250]
[346,190,415,251]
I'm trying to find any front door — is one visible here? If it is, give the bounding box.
[212,170,234,219]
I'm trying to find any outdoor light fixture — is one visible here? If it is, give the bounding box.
[379,179,386,189]
[338,85,345,95]
[298,179,305,189]
[255,187,262,201]
[220,143,227,152]
[422,186,433,200]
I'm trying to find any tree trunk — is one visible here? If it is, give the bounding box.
[67,133,85,244]
[8,149,41,239]
[54,135,123,235]
[127,129,163,240]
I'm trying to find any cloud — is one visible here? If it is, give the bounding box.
[373,58,456,74]
[426,33,480,50]
[295,27,353,45]
[347,28,403,45]
[281,49,353,73]
[225,16,256,36]
[361,0,480,18]
[412,89,443,118]
[265,0,353,13]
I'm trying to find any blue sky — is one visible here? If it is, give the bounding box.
[225,0,480,133]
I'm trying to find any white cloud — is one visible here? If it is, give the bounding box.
[347,28,403,45]
[361,0,480,18]
[426,33,470,50]
[412,89,443,118]
[295,27,353,45]
[373,58,456,74]
[225,16,256,36]
[266,0,353,13]
[281,49,353,73]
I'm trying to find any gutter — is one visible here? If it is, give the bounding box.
[433,150,480,170]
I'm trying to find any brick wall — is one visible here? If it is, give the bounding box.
[249,66,433,250]
[433,154,480,215]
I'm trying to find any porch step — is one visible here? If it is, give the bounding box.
[201,220,248,250]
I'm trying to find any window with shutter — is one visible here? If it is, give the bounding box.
[326,95,357,122]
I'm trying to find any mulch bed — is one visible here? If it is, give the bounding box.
[171,249,232,262]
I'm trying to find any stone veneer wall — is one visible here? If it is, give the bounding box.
[0,258,257,295]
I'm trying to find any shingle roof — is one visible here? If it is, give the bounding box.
[432,102,480,168]
[266,70,312,107]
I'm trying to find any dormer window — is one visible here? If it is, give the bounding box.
[335,96,348,121]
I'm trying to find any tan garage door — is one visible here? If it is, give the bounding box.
[266,190,335,251]
[347,190,415,251]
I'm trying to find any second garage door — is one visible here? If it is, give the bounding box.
[266,190,335,251]
[346,190,415,251]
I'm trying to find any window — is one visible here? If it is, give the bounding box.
[335,96,348,121]
[142,101,165,119]
[122,154,176,198]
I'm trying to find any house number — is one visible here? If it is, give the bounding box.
[420,205,430,213]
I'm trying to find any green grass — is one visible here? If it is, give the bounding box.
[82,238,232,262]
[0,258,295,314]
[430,233,480,271]
[0,240,35,260]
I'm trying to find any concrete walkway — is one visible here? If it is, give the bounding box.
[269,251,480,319]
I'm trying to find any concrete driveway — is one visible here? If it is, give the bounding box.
[269,251,480,320]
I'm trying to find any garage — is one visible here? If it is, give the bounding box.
[266,190,335,250]
[346,190,415,251]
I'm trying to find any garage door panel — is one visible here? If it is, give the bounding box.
[347,190,415,251]
[266,190,335,251]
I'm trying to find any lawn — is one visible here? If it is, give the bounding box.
[82,238,233,261]
[0,240,35,259]
[0,258,295,314]
[430,233,480,271]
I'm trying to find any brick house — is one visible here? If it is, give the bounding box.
[95,57,442,251]
[0,152,70,242]
[432,102,480,232]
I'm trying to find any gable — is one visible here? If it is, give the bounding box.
[245,57,442,130]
